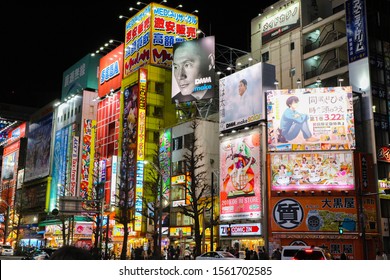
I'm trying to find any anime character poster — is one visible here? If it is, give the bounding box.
[267,86,355,152]
[219,129,261,221]
[270,151,355,191]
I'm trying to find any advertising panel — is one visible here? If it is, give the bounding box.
[261,1,300,44]
[98,44,124,97]
[219,129,261,221]
[159,129,172,204]
[270,151,355,191]
[80,120,96,200]
[271,196,358,232]
[124,3,198,76]
[24,114,53,182]
[61,54,101,101]
[267,87,355,152]
[171,36,215,103]
[1,142,19,182]
[220,223,261,237]
[120,84,138,228]
[378,180,390,200]
[345,0,368,63]
[7,122,26,143]
[219,63,275,132]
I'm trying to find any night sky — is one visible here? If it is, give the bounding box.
[2,1,275,108]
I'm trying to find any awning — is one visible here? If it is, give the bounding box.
[38,216,93,226]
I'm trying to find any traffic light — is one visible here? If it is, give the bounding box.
[338,222,344,234]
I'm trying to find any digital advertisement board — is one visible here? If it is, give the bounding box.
[171,36,215,103]
[267,87,355,152]
[124,3,198,76]
[270,151,355,192]
[219,63,275,132]
[219,129,261,221]
[271,196,358,233]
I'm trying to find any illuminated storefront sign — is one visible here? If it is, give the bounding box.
[271,197,358,232]
[110,156,118,205]
[169,226,192,237]
[220,223,261,237]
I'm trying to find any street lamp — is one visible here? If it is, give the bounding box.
[0,198,11,245]
[144,160,164,259]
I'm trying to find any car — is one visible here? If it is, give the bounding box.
[281,246,310,260]
[32,250,50,260]
[195,251,242,260]
[0,245,14,256]
[292,246,332,260]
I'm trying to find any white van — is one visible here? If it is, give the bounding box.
[281,246,310,260]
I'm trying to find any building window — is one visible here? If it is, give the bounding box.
[171,185,185,201]
[184,133,194,149]
[290,42,295,51]
[262,51,269,62]
[172,160,185,175]
[154,106,163,117]
[155,82,164,94]
[290,67,296,77]
[173,136,183,150]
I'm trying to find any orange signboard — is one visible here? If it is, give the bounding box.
[271,196,358,233]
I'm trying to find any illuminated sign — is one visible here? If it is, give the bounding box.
[267,87,355,152]
[219,63,275,131]
[261,1,300,44]
[378,146,390,163]
[123,3,198,76]
[169,226,192,237]
[70,136,79,196]
[110,156,118,205]
[346,0,368,62]
[270,151,355,191]
[271,197,358,232]
[98,44,124,97]
[219,129,262,221]
[220,223,261,237]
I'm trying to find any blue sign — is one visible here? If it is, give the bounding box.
[346,0,368,63]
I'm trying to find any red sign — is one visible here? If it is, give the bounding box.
[378,146,390,163]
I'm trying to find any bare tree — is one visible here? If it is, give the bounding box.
[137,154,161,259]
[175,118,211,257]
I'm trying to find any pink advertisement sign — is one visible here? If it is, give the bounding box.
[219,129,261,221]
[267,87,355,152]
[270,151,355,191]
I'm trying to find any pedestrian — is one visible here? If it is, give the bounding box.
[271,248,281,260]
[340,251,348,260]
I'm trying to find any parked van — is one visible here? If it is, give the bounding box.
[281,246,310,260]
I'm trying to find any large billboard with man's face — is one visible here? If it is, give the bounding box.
[171,36,215,103]
[219,63,275,132]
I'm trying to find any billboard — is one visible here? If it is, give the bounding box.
[171,36,215,103]
[270,151,355,192]
[345,0,368,63]
[124,3,198,76]
[271,196,358,232]
[219,129,261,221]
[261,1,300,44]
[24,113,53,182]
[267,87,355,152]
[219,63,275,132]
[98,44,124,97]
